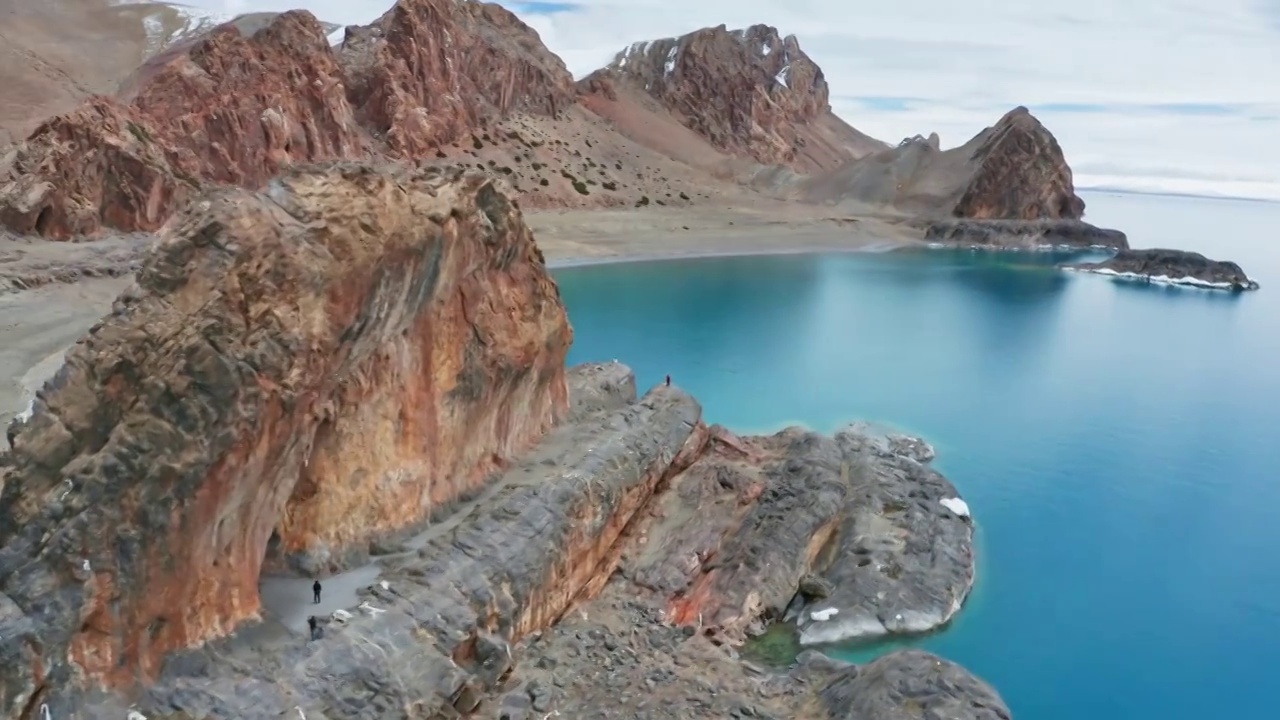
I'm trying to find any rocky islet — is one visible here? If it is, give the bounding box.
[1062,247,1261,291]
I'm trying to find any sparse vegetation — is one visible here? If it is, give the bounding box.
[126,121,152,143]
[572,180,590,195]
[472,135,484,150]
[602,181,617,191]
[679,192,690,200]
[539,178,549,186]
[635,195,650,207]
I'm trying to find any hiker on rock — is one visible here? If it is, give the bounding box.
[307,615,319,641]
[313,579,322,604]
[665,374,671,386]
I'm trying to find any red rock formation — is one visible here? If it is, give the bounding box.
[0,0,574,239]
[0,97,198,238]
[0,162,570,692]
[124,11,370,188]
[341,0,574,157]
[952,106,1085,219]
[580,24,886,172]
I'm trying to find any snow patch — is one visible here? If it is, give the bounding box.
[1064,266,1257,290]
[663,46,678,76]
[809,607,839,622]
[326,27,346,46]
[774,65,790,88]
[939,497,970,517]
[761,42,771,56]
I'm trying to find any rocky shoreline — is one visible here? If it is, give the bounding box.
[0,163,1003,719]
[924,218,1129,251]
[1063,248,1260,291]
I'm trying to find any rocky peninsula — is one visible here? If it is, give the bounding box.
[0,162,1002,719]
[1063,248,1260,291]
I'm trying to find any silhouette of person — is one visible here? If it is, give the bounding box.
[313,579,322,604]
[307,615,318,641]
[665,374,671,386]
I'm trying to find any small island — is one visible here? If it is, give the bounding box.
[1063,248,1260,291]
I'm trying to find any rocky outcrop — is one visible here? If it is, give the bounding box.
[816,650,1012,719]
[797,107,1094,223]
[952,107,1085,220]
[0,97,201,238]
[581,24,887,171]
[2,356,1000,719]
[1064,248,1260,291]
[0,0,575,239]
[636,423,975,647]
[341,0,574,157]
[925,218,1129,250]
[0,162,570,709]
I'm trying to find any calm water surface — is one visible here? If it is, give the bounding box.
[552,191,1280,720]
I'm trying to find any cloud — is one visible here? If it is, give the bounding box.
[173,0,1280,201]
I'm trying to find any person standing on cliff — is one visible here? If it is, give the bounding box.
[307,615,319,641]
[665,374,671,386]
[313,579,322,604]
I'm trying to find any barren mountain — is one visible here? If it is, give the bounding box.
[0,0,1087,243]
[577,24,888,173]
[796,107,1087,219]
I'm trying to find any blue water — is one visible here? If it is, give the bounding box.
[552,191,1280,720]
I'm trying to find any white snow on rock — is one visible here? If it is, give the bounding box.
[663,45,678,76]
[774,65,790,88]
[809,607,839,622]
[1064,266,1255,290]
[939,497,970,517]
[327,27,347,46]
[761,42,771,56]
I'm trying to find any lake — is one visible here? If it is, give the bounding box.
[552,191,1280,720]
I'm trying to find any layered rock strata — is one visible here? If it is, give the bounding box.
[924,218,1129,250]
[1063,248,1260,291]
[0,162,570,710]
[0,164,1004,719]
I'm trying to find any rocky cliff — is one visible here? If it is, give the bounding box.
[952,106,1085,220]
[578,24,887,172]
[0,162,570,707]
[0,0,576,239]
[0,163,1008,718]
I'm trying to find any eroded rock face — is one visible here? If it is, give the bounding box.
[0,0,574,239]
[0,162,570,707]
[0,97,200,238]
[341,0,574,157]
[952,106,1086,220]
[1064,248,1260,290]
[583,24,882,170]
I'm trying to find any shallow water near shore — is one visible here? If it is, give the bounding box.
[553,191,1280,720]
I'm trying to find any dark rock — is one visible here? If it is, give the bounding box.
[1063,247,1260,291]
[819,649,1010,720]
[925,218,1129,250]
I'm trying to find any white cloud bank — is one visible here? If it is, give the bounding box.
[171,0,1280,201]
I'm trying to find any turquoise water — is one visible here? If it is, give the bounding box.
[553,191,1280,720]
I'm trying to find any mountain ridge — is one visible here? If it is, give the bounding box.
[0,0,1087,240]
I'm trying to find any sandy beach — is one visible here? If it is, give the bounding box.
[0,204,921,445]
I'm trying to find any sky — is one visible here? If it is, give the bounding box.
[176,0,1280,201]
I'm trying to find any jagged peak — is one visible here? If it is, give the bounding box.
[603,21,821,96]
